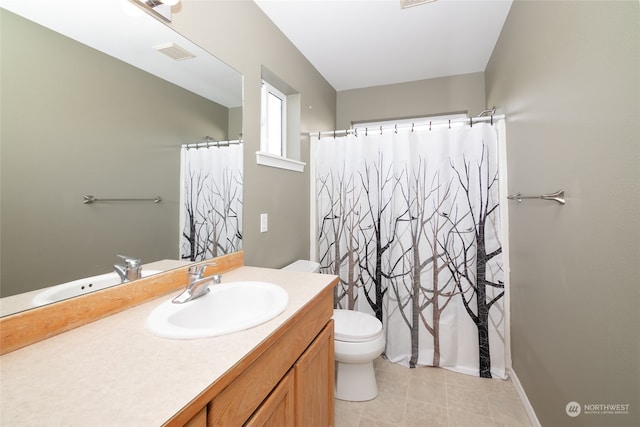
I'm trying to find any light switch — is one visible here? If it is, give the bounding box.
[260,213,268,233]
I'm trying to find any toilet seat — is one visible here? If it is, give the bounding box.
[333,309,383,343]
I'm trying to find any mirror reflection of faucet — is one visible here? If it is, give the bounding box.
[114,255,142,283]
[172,263,221,304]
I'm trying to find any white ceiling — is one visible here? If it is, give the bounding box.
[254,0,513,91]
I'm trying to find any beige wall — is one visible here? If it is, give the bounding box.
[0,10,229,297]
[171,1,336,268]
[486,1,639,426]
[336,72,486,129]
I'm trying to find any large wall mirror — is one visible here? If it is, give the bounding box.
[0,0,243,316]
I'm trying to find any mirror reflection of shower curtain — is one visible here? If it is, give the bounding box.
[315,122,506,379]
[179,143,243,261]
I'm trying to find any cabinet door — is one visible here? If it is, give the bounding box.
[294,321,334,427]
[183,407,207,427]
[245,370,295,427]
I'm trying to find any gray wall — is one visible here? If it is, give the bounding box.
[0,10,229,296]
[336,72,486,129]
[485,1,639,426]
[171,1,336,268]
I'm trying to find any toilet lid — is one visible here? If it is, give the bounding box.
[333,309,383,342]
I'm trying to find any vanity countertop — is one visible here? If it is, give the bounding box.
[0,266,335,426]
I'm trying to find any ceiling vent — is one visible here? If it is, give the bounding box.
[153,42,195,61]
[400,0,437,9]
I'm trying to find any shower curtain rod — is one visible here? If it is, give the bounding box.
[310,114,505,139]
[182,138,242,149]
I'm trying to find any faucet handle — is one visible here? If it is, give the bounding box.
[188,262,218,278]
[117,254,141,268]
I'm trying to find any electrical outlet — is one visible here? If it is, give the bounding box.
[260,213,268,233]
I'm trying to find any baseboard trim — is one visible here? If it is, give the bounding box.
[508,368,542,427]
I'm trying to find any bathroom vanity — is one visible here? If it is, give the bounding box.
[0,253,338,426]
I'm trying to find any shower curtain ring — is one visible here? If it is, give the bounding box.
[394,124,398,134]
[380,126,383,135]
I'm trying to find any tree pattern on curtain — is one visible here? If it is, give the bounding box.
[316,124,505,378]
[180,144,243,261]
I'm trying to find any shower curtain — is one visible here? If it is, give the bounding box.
[179,143,243,261]
[315,122,506,378]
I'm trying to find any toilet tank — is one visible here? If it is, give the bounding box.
[282,260,321,273]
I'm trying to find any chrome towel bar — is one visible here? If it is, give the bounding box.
[507,190,565,205]
[83,195,162,204]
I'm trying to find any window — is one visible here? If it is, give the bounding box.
[261,80,287,157]
[257,67,305,172]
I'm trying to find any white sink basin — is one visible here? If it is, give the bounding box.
[32,270,162,306]
[146,281,289,339]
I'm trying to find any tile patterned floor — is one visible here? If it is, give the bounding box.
[335,357,533,427]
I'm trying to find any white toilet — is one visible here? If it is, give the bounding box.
[282,260,385,402]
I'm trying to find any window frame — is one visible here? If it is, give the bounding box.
[260,80,287,157]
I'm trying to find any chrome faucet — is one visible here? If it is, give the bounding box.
[114,254,142,283]
[172,263,221,304]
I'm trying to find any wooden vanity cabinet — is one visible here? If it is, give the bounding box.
[293,322,334,426]
[247,322,334,427]
[183,407,208,427]
[245,369,295,427]
[171,284,335,427]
